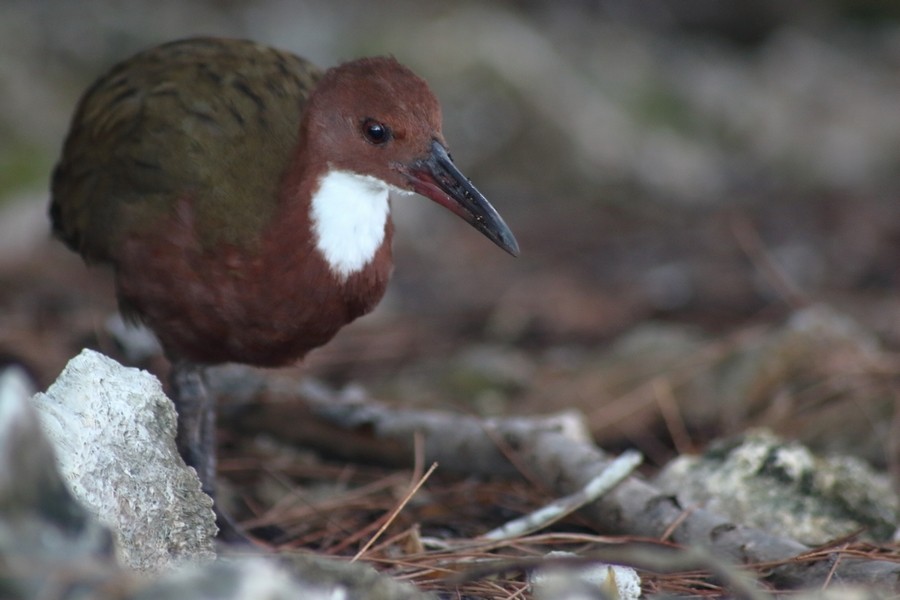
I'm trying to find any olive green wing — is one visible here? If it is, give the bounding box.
[50,37,322,262]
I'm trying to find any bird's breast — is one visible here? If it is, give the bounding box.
[114,195,395,366]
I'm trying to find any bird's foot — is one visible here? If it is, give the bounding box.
[170,362,268,546]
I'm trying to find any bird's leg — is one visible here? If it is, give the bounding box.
[169,361,249,542]
[169,362,216,498]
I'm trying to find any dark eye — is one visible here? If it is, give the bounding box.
[362,119,391,145]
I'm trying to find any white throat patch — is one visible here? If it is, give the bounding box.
[310,169,395,279]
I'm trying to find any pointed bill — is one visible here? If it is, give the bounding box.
[398,140,519,257]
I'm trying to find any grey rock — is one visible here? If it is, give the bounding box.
[131,552,434,600]
[656,429,900,545]
[1,364,433,599]
[0,365,117,600]
[31,349,217,571]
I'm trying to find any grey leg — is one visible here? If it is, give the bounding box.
[169,362,249,542]
[170,362,216,498]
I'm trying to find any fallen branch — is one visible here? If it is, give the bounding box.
[482,449,642,541]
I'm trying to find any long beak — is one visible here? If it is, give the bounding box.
[398,140,520,257]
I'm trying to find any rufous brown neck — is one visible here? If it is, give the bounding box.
[262,122,397,331]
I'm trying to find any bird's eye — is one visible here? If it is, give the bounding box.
[362,119,391,145]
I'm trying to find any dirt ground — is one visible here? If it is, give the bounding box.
[2,1,900,597]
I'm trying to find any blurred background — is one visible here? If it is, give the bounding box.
[2,0,899,466]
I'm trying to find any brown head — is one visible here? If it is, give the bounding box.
[297,56,519,257]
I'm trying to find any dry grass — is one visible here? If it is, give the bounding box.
[218,434,900,598]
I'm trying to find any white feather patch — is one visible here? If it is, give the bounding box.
[310,169,396,279]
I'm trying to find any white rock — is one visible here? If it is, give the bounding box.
[529,551,642,600]
[0,364,36,411]
[31,349,216,571]
[0,365,115,599]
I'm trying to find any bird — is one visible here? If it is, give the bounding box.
[50,37,518,537]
